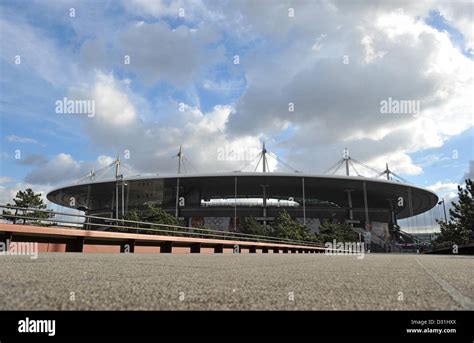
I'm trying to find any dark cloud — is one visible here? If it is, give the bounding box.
[118,21,222,87]
[16,153,47,166]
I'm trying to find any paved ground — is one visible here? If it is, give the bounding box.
[0,253,472,310]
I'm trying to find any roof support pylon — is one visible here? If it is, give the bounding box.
[177,144,183,175]
[343,148,350,176]
[175,145,183,218]
[262,141,268,173]
[115,154,121,179]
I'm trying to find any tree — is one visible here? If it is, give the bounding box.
[2,188,53,224]
[239,216,270,236]
[319,220,359,243]
[123,208,141,228]
[435,179,474,248]
[271,210,313,241]
[122,204,182,235]
[144,204,182,226]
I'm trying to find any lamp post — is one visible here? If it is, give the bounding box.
[122,180,127,219]
[234,176,237,230]
[438,198,447,223]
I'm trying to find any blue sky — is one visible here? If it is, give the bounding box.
[0,0,473,215]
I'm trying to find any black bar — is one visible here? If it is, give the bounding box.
[0,311,472,338]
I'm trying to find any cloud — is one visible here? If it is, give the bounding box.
[70,71,142,149]
[123,0,219,22]
[367,151,423,176]
[0,182,50,206]
[24,153,81,185]
[118,21,222,87]
[16,154,48,166]
[444,191,459,202]
[89,72,137,127]
[20,69,266,181]
[0,16,75,86]
[23,153,117,186]
[60,70,265,175]
[461,160,474,182]
[0,176,13,183]
[437,2,474,51]
[37,1,473,179]
[223,3,473,174]
[202,78,245,94]
[2,0,473,193]
[124,0,190,18]
[5,135,37,144]
[426,181,460,193]
[361,35,386,64]
[78,38,108,71]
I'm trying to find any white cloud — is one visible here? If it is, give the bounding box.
[90,72,137,127]
[0,182,50,206]
[5,135,37,144]
[0,177,13,183]
[311,34,327,52]
[124,0,221,22]
[22,69,267,181]
[202,78,245,94]
[35,1,471,179]
[437,2,474,51]
[224,4,473,175]
[360,34,386,64]
[24,153,80,185]
[125,0,191,18]
[96,155,115,167]
[426,181,460,193]
[3,0,473,190]
[368,151,423,176]
[24,153,117,186]
[444,191,459,202]
[0,17,76,86]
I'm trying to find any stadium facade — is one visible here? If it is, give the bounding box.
[47,147,438,243]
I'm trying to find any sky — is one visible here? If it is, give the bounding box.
[0,0,473,230]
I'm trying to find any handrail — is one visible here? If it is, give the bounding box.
[0,205,306,243]
[0,204,322,248]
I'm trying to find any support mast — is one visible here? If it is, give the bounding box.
[175,145,182,218]
[343,148,350,176]
[262,141,268,173]
[115,154,120,220]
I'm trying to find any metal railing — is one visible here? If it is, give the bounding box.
[0,205,322,248]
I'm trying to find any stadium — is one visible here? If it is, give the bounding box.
[46,146,439,245]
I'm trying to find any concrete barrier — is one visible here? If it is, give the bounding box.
[0,223,324,254]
